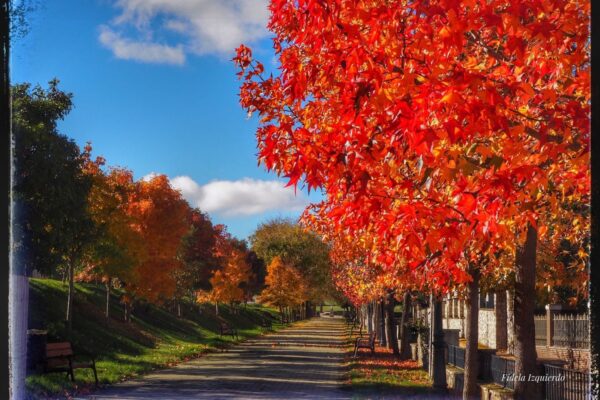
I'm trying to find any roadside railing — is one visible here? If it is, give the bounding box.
[534,313,589,349]
[553,315,589,349]
[490,354,515,390]
[544,364,590,400]
[447,344,465,369]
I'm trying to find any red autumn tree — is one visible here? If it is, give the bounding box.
[234,1,589,398]
[172,209,219,317]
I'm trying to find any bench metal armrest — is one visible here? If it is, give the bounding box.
[355,337,369,346]
[76,350,96,361]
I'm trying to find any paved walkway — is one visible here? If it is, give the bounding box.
[87,316,351,400]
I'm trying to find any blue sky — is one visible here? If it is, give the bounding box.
[12,0,323,240]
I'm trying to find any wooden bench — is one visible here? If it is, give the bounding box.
[353,332,376,357]
[42,342,98,385]
[347,315,359,336]
[219,322,239,339]
[260,318,273,331]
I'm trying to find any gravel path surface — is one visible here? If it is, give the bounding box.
[86,316,351,400]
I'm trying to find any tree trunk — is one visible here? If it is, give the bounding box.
[374,301,381,343]
[66,262,75,337]
[215,302,219,316]
[177,301,181,318]
[495,289,508,353]
[431,294,447,391]
[378,299,387,347]
[417,329,425,367]
[399,291,412,360]
[105,281,110,320]
[384,291,400,356]
[367,302,373,334]
[513,224,540,399]
[124,301,129,322]
[463,267,480,399]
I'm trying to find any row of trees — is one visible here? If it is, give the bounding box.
[233,1,589,399]
[12,80,265,331]
[12,80,338,333]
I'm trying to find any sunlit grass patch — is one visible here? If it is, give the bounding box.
[25,278,282,399]
[344,329,435,398]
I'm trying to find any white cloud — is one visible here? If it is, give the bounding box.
[99,25,186,65]
[170,176,308,216]
[141,172,160,181]
[99,0,270,64]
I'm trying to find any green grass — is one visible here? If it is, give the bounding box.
[26,278,284,399]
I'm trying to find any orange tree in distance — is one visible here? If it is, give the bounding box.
[197,224,252,315]
[205,249,252,316]
[78,145,145,320]
[258,256,308,320]
[234,1,589,398]
[123,175,190,319]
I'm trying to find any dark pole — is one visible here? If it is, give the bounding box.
[428,293,434,376]
[1,1,10,399]
[590,2,599,397]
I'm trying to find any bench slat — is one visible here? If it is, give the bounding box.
[46,342,73,358]
[46,343,72,350]
[41,341,99,386]
[46,358,70,369]
[46,349,73,358]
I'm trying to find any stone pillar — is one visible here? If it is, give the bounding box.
[507,289,515,354]
[495,290,508,353]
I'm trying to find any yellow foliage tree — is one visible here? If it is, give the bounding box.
[258,256,307,317]
[197,248,252,315]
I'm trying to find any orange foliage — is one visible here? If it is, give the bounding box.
[126,175,190,303]
[77,144,144,284]
[258,256,307,309]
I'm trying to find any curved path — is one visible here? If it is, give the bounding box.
[88,316,351,400]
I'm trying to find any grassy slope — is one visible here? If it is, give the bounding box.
[26,278,283,398]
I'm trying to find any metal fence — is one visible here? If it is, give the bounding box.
[553,315,589,348]
[447,344,465,369]
[490,354,515,390]
[534,313,589,349]
[534,314,548,346]
[544,364,590,400]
